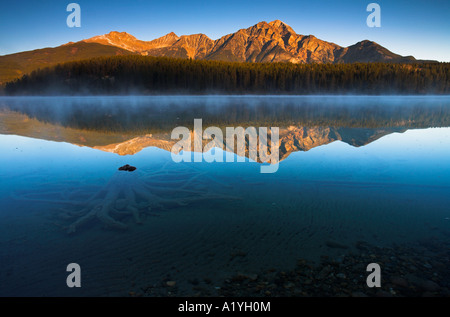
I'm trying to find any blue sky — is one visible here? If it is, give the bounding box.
[0,0,449,61]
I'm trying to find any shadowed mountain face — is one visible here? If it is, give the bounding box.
[1,96,449,161]
[1,20,422,84]
[0,42,133,85]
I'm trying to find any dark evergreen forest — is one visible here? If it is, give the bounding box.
[5,55,450,95]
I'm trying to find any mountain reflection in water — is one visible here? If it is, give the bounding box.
[1,96,449,159]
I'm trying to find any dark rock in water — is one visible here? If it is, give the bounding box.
[355,240,370,250]
[420,280,440,292]
[336,273,346,279]
[351,292,368,297]
[391,276,409,288]
[118,164,137,172]
[375,290,394,297]
[303,278,313,285]
[166,281,176,287]
[405,274,441,292]
[317,266,332,279]
[326,240,349,249]
[423,263,433,269]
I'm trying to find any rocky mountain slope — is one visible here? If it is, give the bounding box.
[83,20,416,64]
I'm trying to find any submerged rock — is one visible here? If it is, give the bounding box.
[166,281,176,287]
[326,240,349,249]
[118,164,137,172]
[391,276,409,288]
[351,292,368,297]
[420,280,440,292]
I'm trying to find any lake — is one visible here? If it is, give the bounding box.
[0,96,449,296]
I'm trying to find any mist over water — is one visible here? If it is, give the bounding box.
[2,95,450,132]
[0,95,449,296]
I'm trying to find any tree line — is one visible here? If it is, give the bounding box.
[4,55,450,95]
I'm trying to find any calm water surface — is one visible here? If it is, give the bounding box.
[0,96,449,296]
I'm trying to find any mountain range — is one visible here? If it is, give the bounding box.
[83,20,417,64]
[0,20,422,84]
